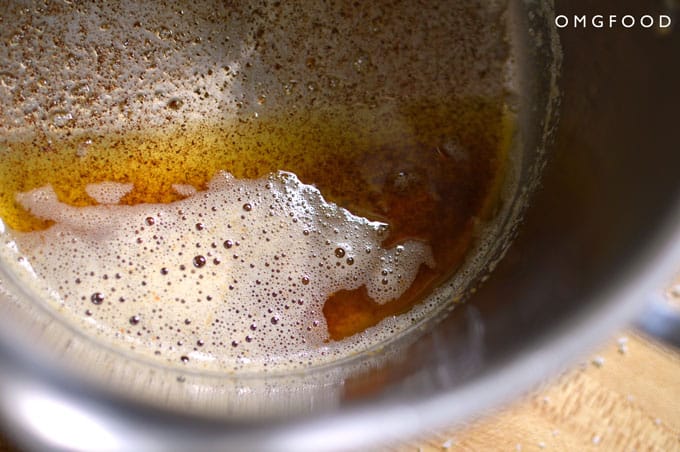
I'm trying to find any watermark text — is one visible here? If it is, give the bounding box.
[555,14,672,29]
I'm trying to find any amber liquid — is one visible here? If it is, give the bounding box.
[0,98,510,340]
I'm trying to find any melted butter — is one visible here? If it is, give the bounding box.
[0,97,511,342]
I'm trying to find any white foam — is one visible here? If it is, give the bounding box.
[172,184,198,197]
[85,182,134,204]
[7,171,434,372]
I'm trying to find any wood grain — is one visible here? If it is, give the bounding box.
[393,331,680,452]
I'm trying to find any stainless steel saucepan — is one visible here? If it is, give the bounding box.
[0,0,678,450]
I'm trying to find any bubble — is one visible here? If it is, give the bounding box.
[90,292,104,305]
[76,139,92,158]
[167,98,183,110]
[193,255,206,268]
[49,109,74,128]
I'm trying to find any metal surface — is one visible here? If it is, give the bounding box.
[637,295,680,348]
[0,0,679,450]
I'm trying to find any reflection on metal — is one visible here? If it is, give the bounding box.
[636,294,680,348]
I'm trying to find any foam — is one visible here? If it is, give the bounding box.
[7,171,433,372]
[85,182,134,204]
[172,184,198,197]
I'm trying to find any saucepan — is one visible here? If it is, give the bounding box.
[0,0,678,450]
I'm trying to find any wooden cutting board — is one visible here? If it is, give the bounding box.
[394,330,680,452]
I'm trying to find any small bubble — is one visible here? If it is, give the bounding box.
[224,240,233,249]
[145,217,155,226]
[346,257,354,265]
[160,267,169,275]
[301,276,310,285]
[184,319,191,325]
[197,339,204,347]
[91,292,104,305]
[180,356,189,363]
[129,315,140,325]
[271,316,279,325]
[76,139,92,158]
[49,109,74,128]
[243,203,252,212]
[167,98,183,110]
[231,340,239,347]
[195,223,204,231]
[193,255,207,268]
[381,278,388,285]
[334,247,345,258]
